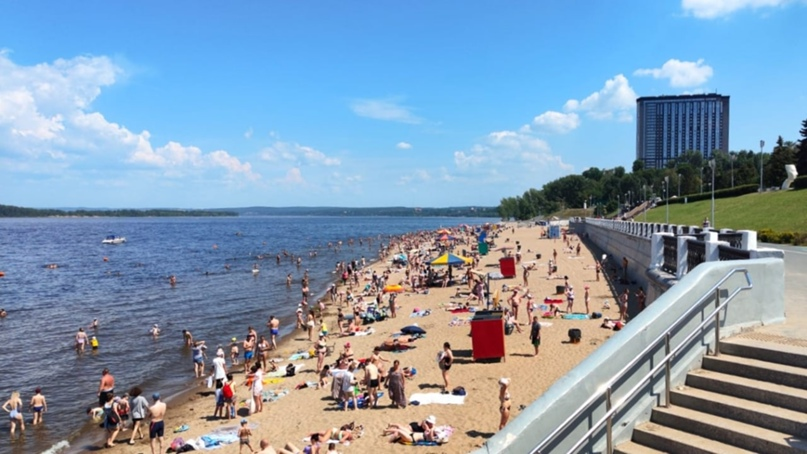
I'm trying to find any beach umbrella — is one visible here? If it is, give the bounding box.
[383,284,404,293]
[429,253,472,266]
[436,228,451,235]
[437,234,457,242]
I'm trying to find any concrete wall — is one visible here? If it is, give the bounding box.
[474,257,785,454]
[572,221,666,303]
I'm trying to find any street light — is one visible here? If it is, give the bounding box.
[664,176,669,224]
[709,159,716,228]
[759,140,765,192]
[730,152,736,188]
[643,185,647,222]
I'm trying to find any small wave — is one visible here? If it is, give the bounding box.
[41,440,70,454]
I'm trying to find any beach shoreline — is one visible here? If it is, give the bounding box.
[70,221,624,454]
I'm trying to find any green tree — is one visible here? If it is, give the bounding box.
[797,118,807,175]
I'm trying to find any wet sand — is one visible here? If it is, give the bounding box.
[94,222,622,454]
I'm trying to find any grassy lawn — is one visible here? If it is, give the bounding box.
[642,189,806,232]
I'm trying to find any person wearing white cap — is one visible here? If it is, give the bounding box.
[566,285,575,314]
[498,378,511,429]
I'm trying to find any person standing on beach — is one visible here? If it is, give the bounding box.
[2,391,24,435]
[211,351,228,389]
[97,368,115,407]
[584,286,591,314]
[530,316,541,356]
[257,335,271,371]
[438,342,453,393]
[128,387,148,445]
[619,288,629,322]
[102,393,121,448]
[566,285,575,314]
[75,327,88,353]
[386,360,407,408]
[636,287,646,313]
[30,387,46,425]
[148,393,166,454]
[595,261,601,282]
[267,316,280,350]
[243,335,255,372]
[249,364,264,414]
[498,378,511,430]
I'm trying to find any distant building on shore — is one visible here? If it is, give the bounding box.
[636,93,730,169]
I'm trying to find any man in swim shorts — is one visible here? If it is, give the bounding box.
[30,388,47,425]
[267,316,280,350]
[97,368,115,407]
[243,335,255,372]
[148,392,166,454]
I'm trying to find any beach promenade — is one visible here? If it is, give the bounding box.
[96,222,623,454]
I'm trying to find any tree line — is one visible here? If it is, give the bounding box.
[499,118,807,220]
[0,204,238,218]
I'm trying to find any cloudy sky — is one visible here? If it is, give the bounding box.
[1,0,805,208]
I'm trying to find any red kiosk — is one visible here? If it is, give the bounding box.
[499,256,516,278]
[470,310,506,361]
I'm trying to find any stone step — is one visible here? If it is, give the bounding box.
[701,354,807,388]
[613,440,667,454]
[628,422,755,454]
[670,386,807,437]
[720,337,807,369]
[685,369,807,413]
[651,405,807,454]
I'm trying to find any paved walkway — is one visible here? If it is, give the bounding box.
[750,243,807,340]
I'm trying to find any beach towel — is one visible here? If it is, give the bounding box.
[339,391,384,409]
[409,393,466,405]
[262,377,285,385]
[409,309,431,317]
[267,363,303,378]
[562,313,589,320]
[288,352,311,361]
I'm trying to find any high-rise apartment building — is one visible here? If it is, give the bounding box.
[636,94,730,169]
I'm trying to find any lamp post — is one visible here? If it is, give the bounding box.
[730,152,736,188]
[643,185,647,222]
[664,176,669,225]
[677,173,681,197]
[709,159,716,228]
[759,140,765,192]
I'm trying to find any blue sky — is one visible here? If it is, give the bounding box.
[1,0,805,209]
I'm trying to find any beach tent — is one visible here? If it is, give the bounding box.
[429,253,472,266]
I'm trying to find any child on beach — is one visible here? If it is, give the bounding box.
[230,338,239,366]
[238,418,254,453]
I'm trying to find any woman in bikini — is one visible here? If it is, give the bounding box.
[257,336,271,371]
[438,342,453,393]
[498,378,511,429]
[2,391,24,435]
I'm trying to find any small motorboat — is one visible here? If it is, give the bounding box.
[102,235,126,244]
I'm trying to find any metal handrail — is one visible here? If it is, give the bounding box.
[532,267,753,454]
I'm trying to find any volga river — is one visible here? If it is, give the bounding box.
[0,215,495,454]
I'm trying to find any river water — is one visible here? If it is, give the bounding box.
[0,215,494,453]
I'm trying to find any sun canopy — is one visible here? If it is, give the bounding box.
[429,253,472,266]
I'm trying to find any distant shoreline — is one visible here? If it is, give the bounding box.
[0,203,500,218]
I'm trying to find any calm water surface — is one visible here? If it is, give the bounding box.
[0,215,494,454]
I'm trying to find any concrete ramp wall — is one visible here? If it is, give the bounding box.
[474,258,785,454]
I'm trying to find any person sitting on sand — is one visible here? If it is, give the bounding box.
[378,337,415,352]
[384,415,436,443]
[310,423,357,445]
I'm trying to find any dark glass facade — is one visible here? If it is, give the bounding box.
[636,94,730,169]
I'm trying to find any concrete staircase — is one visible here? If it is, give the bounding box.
[615,335,807,454]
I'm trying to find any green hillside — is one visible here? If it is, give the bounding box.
[643,189,807,233]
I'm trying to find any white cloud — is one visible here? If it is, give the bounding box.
[396,141,412,150]
[281,167,305,184]
[453,130,571,172]
[563,74,637,122]
[532,111,581,134]
[0,51,259,181]
[398,169,432,185]
[682,0,794,18]
[350,97,421,124]
[634,59,714,87]
[260,140,340,166]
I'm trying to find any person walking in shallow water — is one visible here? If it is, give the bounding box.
[3,391,24,435]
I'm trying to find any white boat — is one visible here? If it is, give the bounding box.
[102,235,126,244]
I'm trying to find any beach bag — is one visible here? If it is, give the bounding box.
[591,312,602,319]
[285,363,296,377]
[206,376,213,388]
[104,406,120,426]
[451,386,467,396]
[568,328,582,344]
[170,437,185,451]
[222,383,234,399]
[504,323,514,335]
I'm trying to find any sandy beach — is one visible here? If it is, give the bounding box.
[98,222,622,454]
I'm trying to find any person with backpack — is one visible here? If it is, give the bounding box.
[222,374,236,419]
